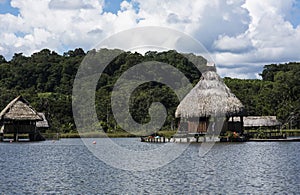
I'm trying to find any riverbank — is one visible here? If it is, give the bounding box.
[43,129,300,140]
[43,130,178,139]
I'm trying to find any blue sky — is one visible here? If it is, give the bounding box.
[0,0,300,79]
[289,0,300,27]
[0,0,19,15]
[103,0,124,14]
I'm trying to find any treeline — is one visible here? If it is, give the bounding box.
[0,49,299,132]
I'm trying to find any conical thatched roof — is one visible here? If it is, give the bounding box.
[175,71,244,118]
[0,96,42,121]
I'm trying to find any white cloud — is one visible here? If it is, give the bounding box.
[49,0,95,10]
[213,0,300,77]
[214,34,252,52]
[0,0,300,78]
[0,0,109,56]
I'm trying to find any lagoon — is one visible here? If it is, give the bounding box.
[0,138,299,194]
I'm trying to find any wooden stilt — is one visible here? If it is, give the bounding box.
[13,133,17,142]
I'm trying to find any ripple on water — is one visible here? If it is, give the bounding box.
[0,139,299,194]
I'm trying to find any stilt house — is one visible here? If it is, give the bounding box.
[0,96,45,141]
[175,71,244,135]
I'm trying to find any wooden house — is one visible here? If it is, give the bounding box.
[0,96,45,141]
[175,71,244,136]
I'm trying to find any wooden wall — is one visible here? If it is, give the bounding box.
[2,121,36,134]
[188,117,209,133]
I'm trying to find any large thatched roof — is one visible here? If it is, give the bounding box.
[0,96,42,121]
[175,71,244,118]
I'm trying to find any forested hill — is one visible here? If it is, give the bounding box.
[0,49,299,132]
[0,49,208,132]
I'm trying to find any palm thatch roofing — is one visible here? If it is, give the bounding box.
[233,116,281,127]
[0,96,42,121]
[175,71,244,118]
[36,112,50,128]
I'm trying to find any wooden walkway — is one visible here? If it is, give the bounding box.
[249,137,300,142]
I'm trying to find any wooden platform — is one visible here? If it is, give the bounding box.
[249,137,300,142]
[141,136,220,143]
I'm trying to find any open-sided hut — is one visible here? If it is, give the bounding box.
[175,71,244,135]
[0,96,45,141]
[233,116,281,130]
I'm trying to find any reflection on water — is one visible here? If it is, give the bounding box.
[0,139,299,194]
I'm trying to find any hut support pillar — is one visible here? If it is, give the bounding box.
[13,133,18,142]
[0,125,3,142]
[29,133,35,141]
[240,116,244,134]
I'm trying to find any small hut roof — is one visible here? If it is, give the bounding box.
[36,113,50,128]
[233,116,281,127]
[175,71,244,118]
[0,96,42,121]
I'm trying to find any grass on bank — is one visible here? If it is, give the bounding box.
[43,130,178,139]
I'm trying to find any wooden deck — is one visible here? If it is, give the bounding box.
[141,136,300,143]
[249,137,300,142]
[141,136,220,143]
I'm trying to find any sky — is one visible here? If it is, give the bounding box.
[0,0,300,79]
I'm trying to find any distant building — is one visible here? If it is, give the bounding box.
[233,116,281,130]
[0,96,45,141]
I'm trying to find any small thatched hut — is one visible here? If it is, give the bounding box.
[233,116,281,130]
[175,71,244,135]
[0,96,45,141]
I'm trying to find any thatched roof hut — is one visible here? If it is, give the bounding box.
[174,71,244,135]
[175,71,244,118]
[0,96,45,141]
[0,96,42,121]
[233,116,281,128]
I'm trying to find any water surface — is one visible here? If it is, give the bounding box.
[0,138,299,194]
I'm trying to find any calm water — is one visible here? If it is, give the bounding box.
[0,138,299,194]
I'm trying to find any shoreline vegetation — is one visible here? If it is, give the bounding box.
[54,130,178,139]
[2,129,300,141]
[42,129,300,139]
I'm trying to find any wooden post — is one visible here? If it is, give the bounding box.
[240,116,244,134]
[14,133,17,142]
[29,133,34,141]
[0,125,4,142]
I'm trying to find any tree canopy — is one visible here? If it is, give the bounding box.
[0,49,299,132]
[224,62,300,128]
